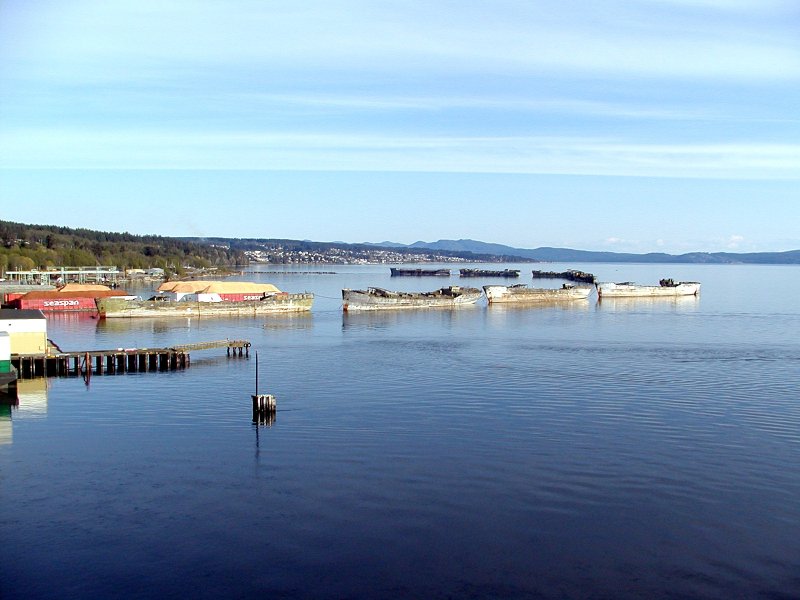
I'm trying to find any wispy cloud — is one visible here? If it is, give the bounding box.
[2,1,798,83]
[3,129,798,179]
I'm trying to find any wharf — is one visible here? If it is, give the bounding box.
[11,339,250,379]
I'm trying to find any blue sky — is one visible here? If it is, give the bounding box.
[1,1,798,253]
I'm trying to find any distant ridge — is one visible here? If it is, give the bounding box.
[371,239,800,264]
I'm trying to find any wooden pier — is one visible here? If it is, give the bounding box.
[11,339,251,379]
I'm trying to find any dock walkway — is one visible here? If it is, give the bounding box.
[11,339,250,379]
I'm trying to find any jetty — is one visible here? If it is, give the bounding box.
[11,339,250,379]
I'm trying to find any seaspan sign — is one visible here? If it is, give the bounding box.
[243,295,264,301]
[43,299,81,307]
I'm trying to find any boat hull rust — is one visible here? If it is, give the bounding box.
[484,284,593,304]
[342,286,482,311]
[96,294,314,318]
[596,282,700,298]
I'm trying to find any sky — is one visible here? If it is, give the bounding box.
[1,0,799,254]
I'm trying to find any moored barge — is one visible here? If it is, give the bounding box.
[484,284,593,304]
[531,270,596,284]
[96,281,313,318]
[342,286,482,311]
[460,269,520,278]
[596,279,701,298]
[390,268,451,277]
[9,284,134,312]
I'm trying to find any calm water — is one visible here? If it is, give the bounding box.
[1,263,799,599]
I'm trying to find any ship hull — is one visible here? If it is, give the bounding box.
[11,290,135,312]
[596,282,700,298]
[484,285,593,304]
[460,269,520,278]
[342,287,482,311]
[390,268,451,276]
[96,294,314,318]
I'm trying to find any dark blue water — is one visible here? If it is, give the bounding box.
[2,264,800,599]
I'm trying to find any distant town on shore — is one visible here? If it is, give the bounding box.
[2,220,799,277]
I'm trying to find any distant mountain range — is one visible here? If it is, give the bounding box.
[368,239,800,264]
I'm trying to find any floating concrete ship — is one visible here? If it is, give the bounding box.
[342,286,482,311]
[390,268,451,276]
[531,270,596,284]
[595,279,700,298]
[483,284,593,304]
[459,269,520,278]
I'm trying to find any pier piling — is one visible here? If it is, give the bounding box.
[251,350,276,424]
[11,339,249,380]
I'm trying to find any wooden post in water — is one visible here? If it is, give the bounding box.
[84,352,91,384]
[251,350,276,423]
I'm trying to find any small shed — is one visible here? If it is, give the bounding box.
[0,309,48,355]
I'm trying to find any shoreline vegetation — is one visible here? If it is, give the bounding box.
[2,221,800,280]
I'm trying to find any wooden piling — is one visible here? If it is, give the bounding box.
[11,339,248,380]
[251,350,276,423]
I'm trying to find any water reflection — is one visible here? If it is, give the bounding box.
[15,378,49,419]
[485,299,593,313]
[43,312,100,326]
[253,411,276,428]
[0,403,11,446]
[597,295,700,312]
[262,313,314,330]
[95,317,200,335]
[0,379,49,446]
[341,306,481,331]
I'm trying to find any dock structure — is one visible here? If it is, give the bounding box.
[173,339,251,357]
[11,339,250,379]
[4,266,121,286]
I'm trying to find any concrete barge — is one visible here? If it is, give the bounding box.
[390,268,451,277]
[484,284,593,304]
[596,280,700,298]
[342,286,482,311]
[460,269,520,278]
[531,270,596,284]
[96,294,313,318]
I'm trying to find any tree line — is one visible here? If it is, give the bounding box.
[0,220,246,278]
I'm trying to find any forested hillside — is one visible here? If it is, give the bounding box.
[0,220,245,276]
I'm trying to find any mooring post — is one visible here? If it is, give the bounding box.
[251,350,277,422]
